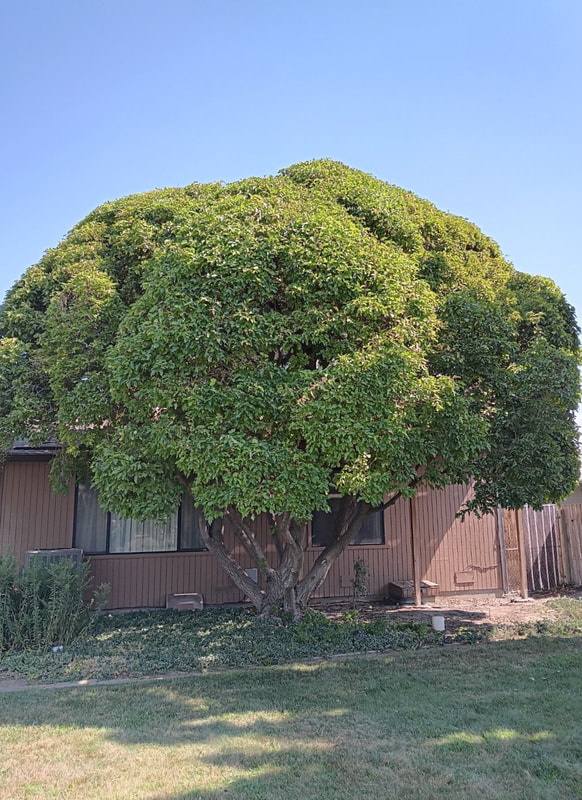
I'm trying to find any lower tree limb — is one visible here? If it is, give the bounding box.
[284,586,299,620]
[196,492,402,619]
[296,498,371,609]
[197,514,266,611]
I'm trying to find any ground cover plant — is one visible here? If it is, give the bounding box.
[1,634,582,800]
[0,606,440,683]
[1,597,581,685]
[1,159,579,619]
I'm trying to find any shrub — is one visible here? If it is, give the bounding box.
[0,553,108,653]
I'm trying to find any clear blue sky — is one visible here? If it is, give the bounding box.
[1,1,581,421]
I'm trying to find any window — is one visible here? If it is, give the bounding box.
[74,485,207,554]
[311,496,385,548]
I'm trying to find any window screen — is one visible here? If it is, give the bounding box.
[74,484,108,553]
[109,513,178,553]
[179,492,208,551]
[311,497,384,548]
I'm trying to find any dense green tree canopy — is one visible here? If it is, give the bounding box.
[0,160,579,605]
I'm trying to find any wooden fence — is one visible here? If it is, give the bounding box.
[499,504,582,595]
[521,505,563,593]
[560,504,582,587]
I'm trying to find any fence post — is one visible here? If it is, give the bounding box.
[410,495,422,606]
[560,508,572,585]
[496,506,509,594]
[515,509,529,598]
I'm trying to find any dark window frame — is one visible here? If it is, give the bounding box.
[73,485,208,555]
[310,495,385,548]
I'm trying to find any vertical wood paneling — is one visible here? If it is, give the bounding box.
[29,464,40,547]
[561,504,582,585]
[0,462,75,561]
[41,463,52,549]
[413,484,502,594]
[518,505,562,592]
[41,464,52,549]
[1,462,505,608]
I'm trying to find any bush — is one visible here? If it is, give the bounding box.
[0,553,108,653]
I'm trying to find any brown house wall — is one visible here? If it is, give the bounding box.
[415,484,502,593]
[0,461,74,561]
[0,460,504,608]
[89,515,274,608]
[305,494,414,600]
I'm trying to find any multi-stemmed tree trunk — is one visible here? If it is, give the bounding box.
[196,492,403,620]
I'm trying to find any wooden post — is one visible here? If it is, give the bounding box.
[559,508,572,585]
[496,506,509,594]
[410,495,422,606]
[515,509,529,599]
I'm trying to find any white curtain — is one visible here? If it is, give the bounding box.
[75,485,108,553]
[109,513,178,553]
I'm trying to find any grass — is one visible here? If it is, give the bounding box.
[1,635,582,799]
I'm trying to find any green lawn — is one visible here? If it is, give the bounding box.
[2,634,582,800]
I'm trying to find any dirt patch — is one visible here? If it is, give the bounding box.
[0,677,32,693]
[312,588,582,631]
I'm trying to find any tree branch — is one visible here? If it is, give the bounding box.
[290,518,306,548]
[376,473,424,513]
[269,513,285,558]
[296,495,366,607]
[196,512,266,610]
[376,491,402,513]
[226,507,275,579]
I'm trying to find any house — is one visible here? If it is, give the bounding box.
[0,442,571,609]
[561,481,582,506]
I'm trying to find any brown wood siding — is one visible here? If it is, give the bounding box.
[0,463,504,608]
[305,485,502,600]
[90,514,281,609]
[560,504,582,586]
[414,485,502,593]
[0,461,75,561]
[305,493,414,600]
[92,484,502,609]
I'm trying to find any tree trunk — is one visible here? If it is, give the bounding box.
[196,513,266,610]
[296,497,370,609]
[197,506,307,619]
[259,516,305,620]
[196,495,390,620]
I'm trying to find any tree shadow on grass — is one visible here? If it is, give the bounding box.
[2,635,582,799]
